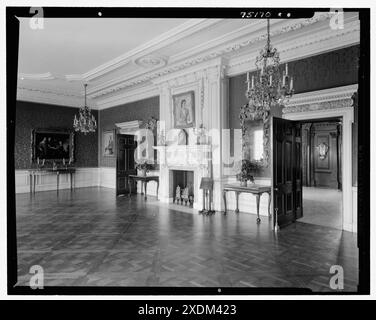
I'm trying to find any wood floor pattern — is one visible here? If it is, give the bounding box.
[15,187,358,291]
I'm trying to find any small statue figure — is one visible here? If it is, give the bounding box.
[182,186,189,205]
[175,185,181,204]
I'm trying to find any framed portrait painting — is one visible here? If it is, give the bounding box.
[172,91,195,129]
[103,130,115,157]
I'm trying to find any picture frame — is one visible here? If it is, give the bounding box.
[103,130,115,157]
[172,91,195,129]
[31,128,75,163]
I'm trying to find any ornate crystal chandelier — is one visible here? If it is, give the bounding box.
[246,19,294,114]
[73,83,97,134]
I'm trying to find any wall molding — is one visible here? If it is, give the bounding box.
[17,88,86,109]
[283,84,358,114]
[95,85,159,110]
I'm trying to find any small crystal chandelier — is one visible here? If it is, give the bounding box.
[73,83,97,134]
[246,19,294,112]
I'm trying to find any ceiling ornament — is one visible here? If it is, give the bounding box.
[134,55,167,68]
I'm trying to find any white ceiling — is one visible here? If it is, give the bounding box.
[18,18,190,75]
[16,13,360,108]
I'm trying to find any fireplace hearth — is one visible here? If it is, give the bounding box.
[172,170,194,207]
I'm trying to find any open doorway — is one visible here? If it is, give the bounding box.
[297,118,343,230]
[272,116,344,231]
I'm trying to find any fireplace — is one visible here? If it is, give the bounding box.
[172,170,194,207]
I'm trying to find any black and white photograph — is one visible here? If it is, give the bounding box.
[3,3,372,301]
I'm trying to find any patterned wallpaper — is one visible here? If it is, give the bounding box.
[14,101,99,169]
[229,45,359,131]
[99,96,160,167]
[228,45,359,182]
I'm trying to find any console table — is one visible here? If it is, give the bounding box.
[128,175,159,200]
[222,184,271,223]
[29,168,76,194]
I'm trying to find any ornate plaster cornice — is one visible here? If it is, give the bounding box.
[83,19,222,82]
[282,84,358,114]
[17,87,96,109]
[227,19,360,76]
[18,72,55,80]
[88,13,334,100]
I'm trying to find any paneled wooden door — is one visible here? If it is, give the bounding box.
[116,134,137,196]
[272,117,303,230]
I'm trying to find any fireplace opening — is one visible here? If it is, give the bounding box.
[172,170,194,207]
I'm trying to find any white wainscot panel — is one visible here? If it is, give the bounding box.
[15,168,100,193]
[99,167,116,189]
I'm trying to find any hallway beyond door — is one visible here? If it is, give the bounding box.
[299,187,342,230]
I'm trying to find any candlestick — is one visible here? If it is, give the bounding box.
[246,72,250,82]
[282,73,286,87]
[251,76,254,89]
[285,63,288,76]
[247,81,250,91]
[290,77,293,90]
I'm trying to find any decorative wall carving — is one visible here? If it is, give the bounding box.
[134,55,168,68]
[283,99,353,114]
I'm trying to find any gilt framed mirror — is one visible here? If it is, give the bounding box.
[239,103,271,178]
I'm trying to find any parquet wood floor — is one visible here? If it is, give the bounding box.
[15,187,358,291]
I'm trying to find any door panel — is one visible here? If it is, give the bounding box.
[311,122,340,189]
[272,117,303,229]
[116,134,137,196]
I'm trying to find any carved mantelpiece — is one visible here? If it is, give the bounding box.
[153,145,211,169]
[154,144,211,210]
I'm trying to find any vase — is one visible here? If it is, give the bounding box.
[140,169,147,177]
[240,180,247,187]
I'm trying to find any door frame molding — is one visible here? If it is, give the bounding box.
[282,85,357,232]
